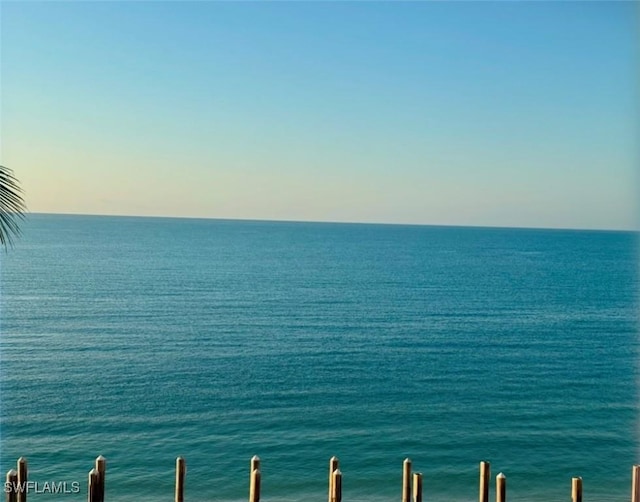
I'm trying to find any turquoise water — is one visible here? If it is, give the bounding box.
[0,214,638,502]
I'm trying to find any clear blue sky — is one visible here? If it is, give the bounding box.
[1,1,638,230]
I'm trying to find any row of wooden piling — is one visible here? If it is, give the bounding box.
[5,456,640,502]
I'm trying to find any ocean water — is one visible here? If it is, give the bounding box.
[0,214,638,502]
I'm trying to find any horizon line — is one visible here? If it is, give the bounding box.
[24,211,640,234]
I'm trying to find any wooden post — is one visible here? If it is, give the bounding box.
[95,456,106,502]
[6,469,18,502]
[632,465,640,502]
[175,457,186,502]
[496,473,506,502]
[16,459,26,502]
[88,468,99,502]
[412,472,422,502]
[328,457,339,502]
[479,461,490,502]
[331,469,342,502]
[402,458,412,502]
[250,456,260,475]
[249,469,261,502]
[572,477,582,502]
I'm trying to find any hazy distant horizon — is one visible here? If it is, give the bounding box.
[24,211,640,234]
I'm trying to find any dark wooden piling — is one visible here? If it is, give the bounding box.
[632,465,640,502]
[479,461,490,502]
[248,456,260,502]
[496,473,506,502]
[328,456,339,502]
[402,458,412,502]
[88,468,99,502]
[175,457,186,502]
[5,469,18,502]
[16,459,26,502]
[572,477,582,502]
[95,456,106,502]
[249,468,261,502]
[412,472,422,502]
[331,469,342,502]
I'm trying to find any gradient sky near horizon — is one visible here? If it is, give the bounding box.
[1,1,638,230]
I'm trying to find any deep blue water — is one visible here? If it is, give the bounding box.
[0,214,638,502]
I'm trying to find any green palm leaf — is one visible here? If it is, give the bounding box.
[0,165,27,249]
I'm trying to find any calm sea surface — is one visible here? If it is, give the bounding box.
[0,214,638,502]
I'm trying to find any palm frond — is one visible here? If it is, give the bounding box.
[0,165,27,249]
